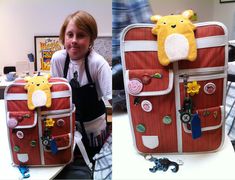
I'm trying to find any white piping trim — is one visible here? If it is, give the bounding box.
[123,35,226,52]
[5,90,71,100]
[173,62,183,153]
[125,70,174,96]
[37,108,45,165]
[8,111,37,129]
[183,106,224,133]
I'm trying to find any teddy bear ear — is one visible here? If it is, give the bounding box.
[44,73,51,80]
[181,10,194,19]
[24,76,31,82]
[150,15,162,23]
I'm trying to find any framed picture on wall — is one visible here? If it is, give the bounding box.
[34,36,64,71]
[220,0,235,3]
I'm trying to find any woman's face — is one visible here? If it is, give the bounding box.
[64,20,91,60]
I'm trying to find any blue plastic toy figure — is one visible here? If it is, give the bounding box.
[18,165,30,179]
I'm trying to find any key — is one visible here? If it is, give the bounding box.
[191,113,202,139]
[50,138,58,154]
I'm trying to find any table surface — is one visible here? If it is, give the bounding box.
[112,111,235,180]
[0,100,65,179]
[0,75,15,89]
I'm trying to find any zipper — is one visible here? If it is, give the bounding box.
[179,72,226,82]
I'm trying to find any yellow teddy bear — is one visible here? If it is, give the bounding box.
[151,10,197,66]
[24,74,52,110]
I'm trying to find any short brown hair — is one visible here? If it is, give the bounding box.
[59,10,98,46]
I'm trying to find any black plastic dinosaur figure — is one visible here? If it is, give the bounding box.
[147,156,180,173]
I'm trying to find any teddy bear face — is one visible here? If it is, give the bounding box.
[152,15,196,36]
[25,76,52,91]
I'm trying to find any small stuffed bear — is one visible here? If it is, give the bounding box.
[24,74,52,110]
[151,10,197,66]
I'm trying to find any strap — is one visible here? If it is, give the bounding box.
[84,52,93,83]
[74,131,93,170]
[123,35,226,52]
[63,53,70,78]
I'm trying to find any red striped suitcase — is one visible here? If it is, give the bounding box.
[121,22,228,153]
[5,77,75,166]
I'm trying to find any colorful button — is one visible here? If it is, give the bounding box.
[128,78,143,95]
[163,116,172,124]
[204,82,216,95]
[17,116,23,122]
[45,118,55,128]
[13,145,20,152]
[141,100,152,112]
[136,124,146,133]
[141,74,152,85]
[213,111,218,119]
[30,140,37,147]
[151,73,162,79]
[57,119,65,127]
[7,118,18,128]
[16,131,24,139]
[203,110,210,117]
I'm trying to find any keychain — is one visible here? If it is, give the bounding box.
[179,74,193,124]
[50,137,58,154]
[145,155,183,173]
[191,113,202,139]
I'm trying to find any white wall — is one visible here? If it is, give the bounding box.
[0,0,111,73]
[213,0,235,40]
[149,0,235,40]
[149,0,214,22]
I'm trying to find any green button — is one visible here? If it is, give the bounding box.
[13,145,20,152]
[136,124,146,133]
[163,116,172,125]
[30,140,37,147]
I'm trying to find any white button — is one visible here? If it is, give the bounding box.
[16,131,24,139]
[141,100,152,112]
[57,119,65,127]
[204,82,216,95]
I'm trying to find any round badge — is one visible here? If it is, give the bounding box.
[128,79,143,95]
[30,140,37,147]
[7,117,18,128]
[13,145,20,152]
[141,100,152,112]
[17,116,23,122]
[163,116,172,125]
[16,131,24,139]
[57,119,65,127]
[136,124,146,133]
[141,74,151,85]
[204,82,216,95]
